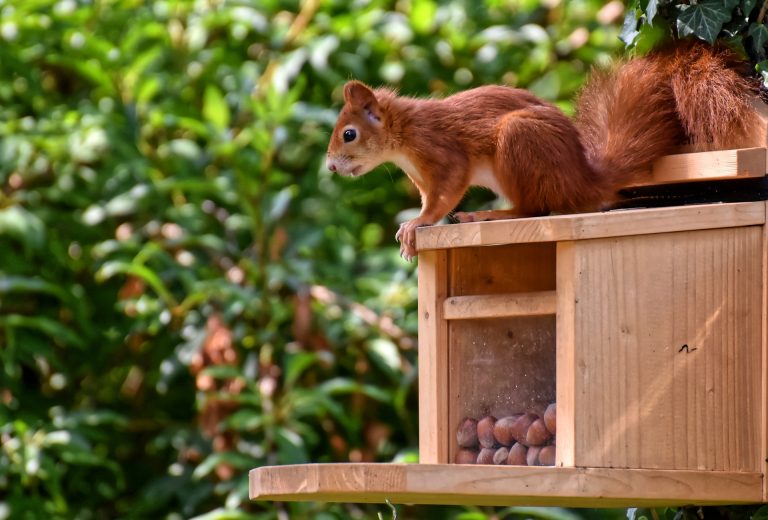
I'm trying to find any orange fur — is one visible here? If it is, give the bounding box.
[576,40,761,198]
[326,41,762,260]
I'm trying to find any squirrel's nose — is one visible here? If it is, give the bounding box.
[326,159,337,172]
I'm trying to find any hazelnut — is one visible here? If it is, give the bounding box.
[539,445,556,466]
[493,414,522,446]
[526,418,552,446]
[456,417,478,448]
[476,447,496,464]
[544,403,556,435]
[526,445,542,466]
[506,442,528,466]
[455,448,479,464]
[510,413,537,445]
[493,446,510,465]
[477,415,498,448]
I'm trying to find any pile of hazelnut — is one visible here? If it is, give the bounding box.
[455,403,556,466]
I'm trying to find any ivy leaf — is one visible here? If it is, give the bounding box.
[749,23,768,56]
[646,0,659,26]
[676,1,733,43]
[742,0,758,17]
[723,0,741,10]
[620,7,641,46]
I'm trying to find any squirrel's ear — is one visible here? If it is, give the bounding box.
[343,81,382,123]
[343,81,374,105]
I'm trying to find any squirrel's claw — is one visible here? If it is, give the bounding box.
[396,219,423,262]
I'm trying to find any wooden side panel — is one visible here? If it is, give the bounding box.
[250,463,764,507]
[570,227,763,471]
[449,243,556,295]
[762,201,768,501]
[556,241,576,467]
[418,250,449,464]
[447,243,557,462]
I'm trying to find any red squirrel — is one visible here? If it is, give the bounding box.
[326,41,762,260]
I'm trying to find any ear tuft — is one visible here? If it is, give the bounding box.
[343,81,376,106]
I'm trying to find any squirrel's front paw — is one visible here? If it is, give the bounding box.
[395,220,425,261]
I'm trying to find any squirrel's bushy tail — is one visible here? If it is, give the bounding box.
[576,40,762,197]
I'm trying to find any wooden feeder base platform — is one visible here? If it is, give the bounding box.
[250,463,762,507]
[250,147,768,508]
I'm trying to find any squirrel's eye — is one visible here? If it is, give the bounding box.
[343,128,357,143]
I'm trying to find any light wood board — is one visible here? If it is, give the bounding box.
[630,147,767,187]
[443,291,557,320]
[555,241,577,467]
[416,202,765,251]
[762,201,768,500]
[417,250,450,464]
[564,227,763,471]
[448,243,556,295]
[250,463,763,506]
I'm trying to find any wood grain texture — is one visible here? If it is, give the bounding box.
[417,250,450,464]
[443,291,557,320]
[449,243,556,295]
[569,227,762,471]
[555,241,576,467]
[628,147,767,187]
[416,202,765,251]
[752,100,768,148]
[762,201,768,500]
[249,463,763,506]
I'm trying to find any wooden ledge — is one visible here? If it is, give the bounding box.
[636,147,767,187]
[416,201,766,251]
[250,463,763,507]
[443,291,556,320]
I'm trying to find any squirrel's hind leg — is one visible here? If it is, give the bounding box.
[492,106,601,216]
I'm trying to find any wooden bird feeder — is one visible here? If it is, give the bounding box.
[250,147,768,507]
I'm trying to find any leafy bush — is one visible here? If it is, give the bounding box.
[0,0,722,519]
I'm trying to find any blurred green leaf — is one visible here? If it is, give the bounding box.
[752,505,768,520]
[0,276,71,302]
[411,0,437,34]
[203,85,230,131]
[0,314,84,348]
[367,338,402,380]
[0,206,45,253]
[190,509,267,520]
[193,452,256,480]
[284,351,321,388]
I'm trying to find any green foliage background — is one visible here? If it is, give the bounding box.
[0,0,759,519]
